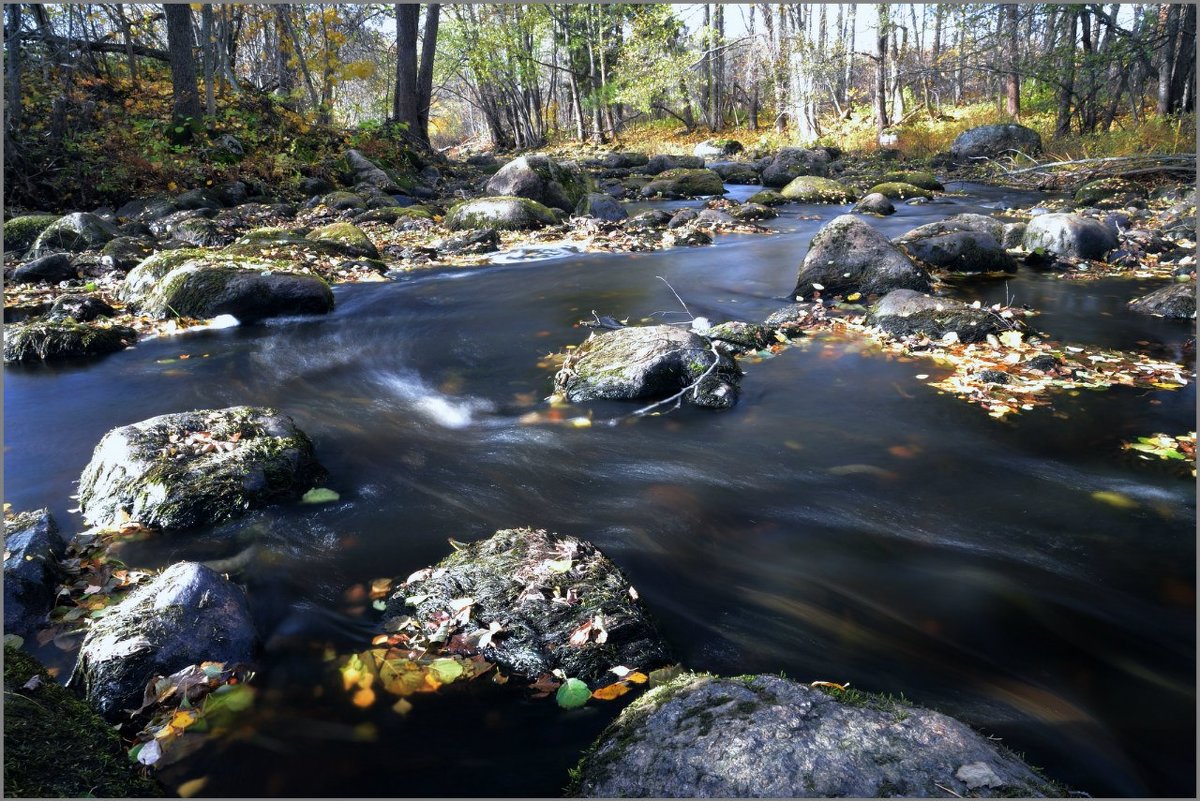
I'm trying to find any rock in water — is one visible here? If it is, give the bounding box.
[4,509,67,639]
[853,193,896,216]
[383,528,671,686]
[639,168,726,199]
[760,147,834,187]
[554,325,741,410]
[76,562,257,720]
[868,289,1020,343]
[1023,213,1119,261]
[79,406,326,530]
[779,176,857,203]
[3,319,136,364]
[485,154,591,211]
[11,253,77,284]
[575,192,629,222]
[444,196,559,231]
[949,123,1042,160]
[572,673,1067,798]
[793,215,931,299]
[138,260,335,322]
[1128,282,1196,318]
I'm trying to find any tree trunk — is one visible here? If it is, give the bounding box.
[201,4,216,115]
[415,4,440,144]
[164,3,202,121]
[394,3,419,129]
[1156,3,1181,115]
[6,3,21,134]
[1005,4,1020,119]
[1168,3,1196,113]
[1055,8,1078,136]
[274,6,294,96]
[875,5,889,134]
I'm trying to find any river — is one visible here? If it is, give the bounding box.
[4,183,1195,796]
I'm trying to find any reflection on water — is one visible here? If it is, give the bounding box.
[3,184,1194,797]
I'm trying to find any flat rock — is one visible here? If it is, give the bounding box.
[572,673,1067,798]
[898,231,1016,274]
[76,562,257,720]
[78,405,326,530]
[780,175,856,203]
[868,289,1016,343]
[4,319,136,364]
[12,252,77,284]
[383,528,671,686]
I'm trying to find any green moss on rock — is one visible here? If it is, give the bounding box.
[780,175,857,203]
[445,196,559,231]
[4,319,136,363]
[3,645,164,798]
[3,214,60,254]
[882,171,944,191]
[305,222,380,259]
[866,182,935,201]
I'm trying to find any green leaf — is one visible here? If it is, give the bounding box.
[545,558,573,573]
[301,487,340,505]
[3,634,24,649]
[555,677,591,709]
[428,657,465,684]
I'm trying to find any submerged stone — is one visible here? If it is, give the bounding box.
[78,405,326,530]
[572,673,1067,797]
[383,528,671,686]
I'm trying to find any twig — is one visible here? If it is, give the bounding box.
[1003,154,1195,177]
[617,340,723,421]
[934,783,964,798]
[657,275,694,321]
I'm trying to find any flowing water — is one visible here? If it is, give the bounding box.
[4,184,1195,796]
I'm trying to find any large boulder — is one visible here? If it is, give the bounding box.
[882,170,945,191]
[709,162,760,184]
[445,196,559,231]
[1128,282,1196,318]
[572,673,1067,798]
[642,154,705,175]
[76,562,257,720]
[601,152,650,169]
[746,189,788,207]
[4,510,67,639]
[100,236,156,273]
[305,222,380,259]
[640,168,726,199]
[897,213,1004,242]
[137,259,335,322]
[485,154,591,211]
[3,214,60,255]
[383,528,671,686]
[4,319,136,364]
[342,148,407,194]
[693,139,744,159]
[793,215,931,299]
[853,193,896,216]
[949,123,1042,160]
[554,325,741,410]
[896,219,1015,274]
[761,147,833,187]
[780,175,857,203]
[47,294,116,322]
[4,646,164,797]
[1074,177,1148,208]
[575,192,629,222]
[119,248,208,304]
[78,406,326,531]
[1023,213,1119,260]
[30,212,119,256]
[865,182,935,201]
[868,289,1017,343]
[11,252,77,284]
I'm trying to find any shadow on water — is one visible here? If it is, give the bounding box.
[3,183,1194,796]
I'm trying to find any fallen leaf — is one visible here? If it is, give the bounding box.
[592,681,632,700]
[555,677,591,709]
[176,777,209,798]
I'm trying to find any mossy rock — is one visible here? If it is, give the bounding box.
[30,212,120,256]
[141,260,335,322]
[639,168,726,199]
[222,228,387,268]
[79,405,327,531]
[4,319,136,364]
[320,191,368,211]
[3,214,60,255]
[485,154,593,210]
[120,247,209,304]
[868,289,1019,343]
[100,236,156,272]
[882,171,944,191]
[4,646,164,797]
[305,222,380,259]
[780,175,857,203]
[1074,177,1148,207]
[746,189,789,206]
[353,205,434,224]
[444,196,559,231]
[866,182,935,201]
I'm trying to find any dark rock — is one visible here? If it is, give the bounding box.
[746,189,788,206]
[3,301,51,323]
[642,154,705,175]
[669,228,714,247]
[696,321,776,354]
[320,191,368,211]
[435,228,501,256]
[897,213,1004,242]
[100,237,156,272]
[572,673,1067,798]
[853,193,895,216]
[148,207,215,238]
[214,202,298,231]
[212,180,249,207]
[667,209,699,229]
[729,203,776,222]
[466,152,500,169]
[47,294,116,322]
[173,188,224,211]
[79,406,326,531]
[117,221,156,239]
[555,325,740,409]
[898,231,1017,274]
[709,162,759,184]
[1001,223,1026,250]
[170,216,228,248]
[31,212,120,256]
[299,176,336,196]
[383,528,671,686]
[978,369,1011,384]
[763,302,823,331]
[601,152,650,169]
[869,289,1014,343]
[12,252,77,284]
[3,646,164,797]
[116,197,179,224]
[4,319,136,364]
[352,205,434,224]
[780,175,856,203]
[4,510,67,639]
[76,562,257,720]
[3,214,60,255]
[693,139,744,159]
[486,154,591,211]
[866,181,935,200]
[625,210,672,231]
[1023,213,1119,260]
[137,259,335,322]
[305,222,380,259]
[212,133,244,160]
[221,228,386,268]
[949,123,1043,160]
[793,215,932,299]
[575,192,629,222]
[695,208,734,227]
[640,168,726,198]
[1027,354,1064,372]
[882,170,945,191]
[119,248,209,304]
[342,148,406,194]
[761,147,833,187]
[1074,177,1148,208]
[445,196,558,231]
[1128,282,1196,318]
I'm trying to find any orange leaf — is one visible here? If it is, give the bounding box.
[625,671,649,685]
[352,687,376,708]
[591,681,631,701]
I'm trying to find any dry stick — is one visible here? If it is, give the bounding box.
[933,783,964,799]
[657,275,694,322]
[1003,154,1195,176]
[610,340,723,423]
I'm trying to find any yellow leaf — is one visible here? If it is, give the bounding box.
[998,331,1023,349]
[352,687,376,708]
[591,681,632,700]
[392,698,413,715]
[625,671,649,684]
[1091,491,1138,510]
[170,709,197,730]
[177,777,209,798]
